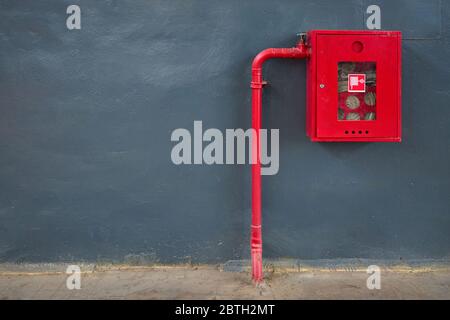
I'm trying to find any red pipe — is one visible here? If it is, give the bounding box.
[250,40,309,282]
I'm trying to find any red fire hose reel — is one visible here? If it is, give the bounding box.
[250,30,402,282]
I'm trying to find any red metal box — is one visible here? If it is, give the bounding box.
[306,30,402,142]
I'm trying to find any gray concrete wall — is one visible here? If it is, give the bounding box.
[0,0,449,264]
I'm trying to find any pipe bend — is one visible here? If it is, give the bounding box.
[252,48,277,70]
[251,44,309,70]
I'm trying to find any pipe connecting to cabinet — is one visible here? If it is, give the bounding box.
[250,40,309,283]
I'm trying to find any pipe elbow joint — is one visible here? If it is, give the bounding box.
[251,43,309,70]
[252,49,274,70]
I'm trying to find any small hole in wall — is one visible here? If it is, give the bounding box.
[352,131,355,134]
[359,130,362,134]
[345,130,349,134]
[366,130,369,134]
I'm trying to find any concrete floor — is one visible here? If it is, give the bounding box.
[0,265,449,299]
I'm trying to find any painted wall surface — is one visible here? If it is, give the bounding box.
[0,0,449,264]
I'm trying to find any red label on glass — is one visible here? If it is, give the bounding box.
[348,74,366,92]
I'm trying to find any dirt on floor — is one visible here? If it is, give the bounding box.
[0,265,449,299]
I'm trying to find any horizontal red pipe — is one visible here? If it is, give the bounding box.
[250,42,309,283]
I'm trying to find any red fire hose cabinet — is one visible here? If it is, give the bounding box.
[306,30,402,142]
[250,30,402,282]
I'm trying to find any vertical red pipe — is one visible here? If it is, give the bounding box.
[250,42,309,282]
